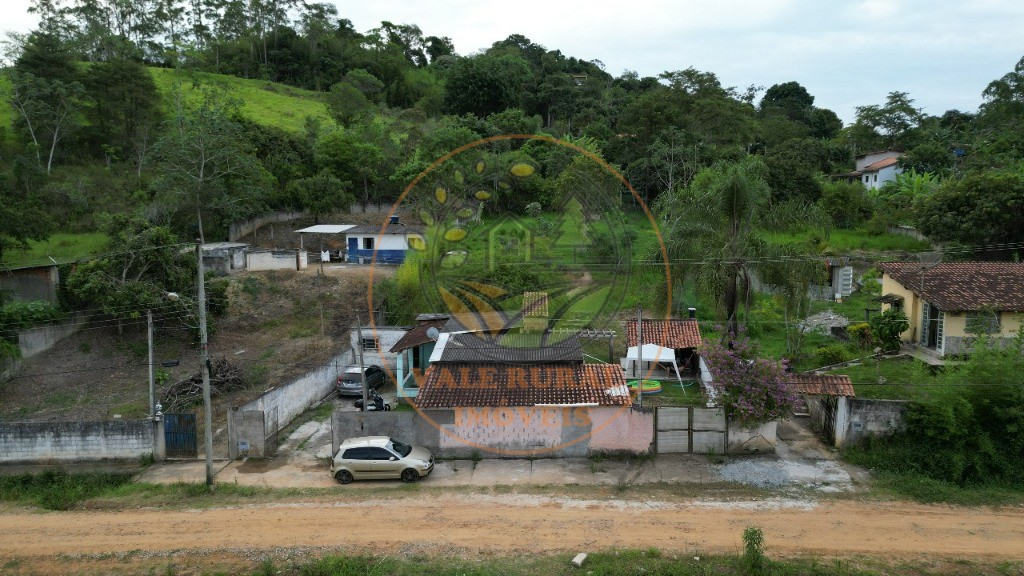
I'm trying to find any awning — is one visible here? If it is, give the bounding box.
[294,225,356,234]
[624,344,683,383]
[875,293,905,305]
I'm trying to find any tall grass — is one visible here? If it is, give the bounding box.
[0,469,134,510]
[1,232,109,267]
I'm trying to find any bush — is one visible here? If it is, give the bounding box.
[847,323,873,350]
[870,308,909,352]
[814,344,849,366]
[0,300,66,331]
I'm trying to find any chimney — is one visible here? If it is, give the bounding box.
[688,307,697,319]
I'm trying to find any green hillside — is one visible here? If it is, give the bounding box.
[148,68,337,133]
[0,67,337,137]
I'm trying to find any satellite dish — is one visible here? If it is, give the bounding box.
[426,327,440,341]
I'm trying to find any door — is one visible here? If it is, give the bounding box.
[343,447,374,478]
[347,237,358,261]
[366,447,402,478]
[164,413,197,458]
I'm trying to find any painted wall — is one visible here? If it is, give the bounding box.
[349,327,406,374]
[331,407,653,458]
[880,273,921,342]
[727,421,778,454]
[229,211,305,241]
[844,398,906,446]
[0,420,154,463]
[228,353,348,457]
[855,151,901,171]
[246,249,307,271]
[589,407,654,455]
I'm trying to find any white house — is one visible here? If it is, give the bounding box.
[855,151,902,190]
[345,217,423,265]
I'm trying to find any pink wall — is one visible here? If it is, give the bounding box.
[589,407,654,453]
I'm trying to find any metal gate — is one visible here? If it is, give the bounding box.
[164,413,198,458]
[819,397,837,446]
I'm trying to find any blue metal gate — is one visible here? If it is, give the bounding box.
[165,413,198,458]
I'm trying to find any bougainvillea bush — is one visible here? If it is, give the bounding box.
[699,334,798,427]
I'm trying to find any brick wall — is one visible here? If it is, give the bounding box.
[0,420,153,463]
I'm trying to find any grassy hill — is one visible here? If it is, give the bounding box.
[0,67,337,138]
[148,68,337,133]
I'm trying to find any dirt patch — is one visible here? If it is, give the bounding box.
[1,495,1022,574]
[0,266,391,458]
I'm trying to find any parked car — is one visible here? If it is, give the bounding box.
[331,436,434,484]
[336,364,385,397]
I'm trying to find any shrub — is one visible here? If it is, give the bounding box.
[870,308,909,352]
[847,323,873,350]
[742,525,767,574]
[814,344,849,366]
[0,300,66,331]
[699,334,798,427]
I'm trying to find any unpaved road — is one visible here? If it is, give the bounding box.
[2,495,1022,573]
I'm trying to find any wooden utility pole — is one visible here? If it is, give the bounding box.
[196,241,214,488]
[355,315,368,410]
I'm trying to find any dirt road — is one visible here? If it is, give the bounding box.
[2,495,1022,572]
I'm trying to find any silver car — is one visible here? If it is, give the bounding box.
[331,436,434,484]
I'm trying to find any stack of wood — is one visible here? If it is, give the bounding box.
[160,356,244,413]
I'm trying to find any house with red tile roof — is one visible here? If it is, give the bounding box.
[878,261,1024,357]
[624,316,703,378]
[832,150,903,190]
[410,331,650,457]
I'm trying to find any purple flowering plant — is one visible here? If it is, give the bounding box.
[698,329,798,427]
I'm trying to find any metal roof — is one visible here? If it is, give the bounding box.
[435,332,584,364]
[295,225,356,234]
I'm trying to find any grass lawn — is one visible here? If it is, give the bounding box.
[640,378,705,407]
[828,355,947,400]
[1,232,109,267]
[765,228,932,252]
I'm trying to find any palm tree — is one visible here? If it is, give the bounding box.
[654,156,820,339]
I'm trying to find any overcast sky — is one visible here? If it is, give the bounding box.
[3,0,1023,124]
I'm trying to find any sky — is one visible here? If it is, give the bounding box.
[2,0,1023,124]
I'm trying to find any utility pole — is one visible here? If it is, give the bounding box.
[636,306,643,410]
[147,309,154,418]
[355,315,368,410]
[196,241,214,487]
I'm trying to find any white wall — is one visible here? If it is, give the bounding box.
[352,234,408,250]
[0,421,153,463]
[349,327,407,373]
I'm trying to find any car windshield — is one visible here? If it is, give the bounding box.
[389,439,412,457]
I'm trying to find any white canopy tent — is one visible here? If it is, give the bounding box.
[624,343,683,383]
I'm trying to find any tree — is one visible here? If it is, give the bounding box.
[853,91,923,150]
[151,91,270,242]
[654,157,819,338]
[699,333,798,426]
[915,170,1024,253]
[870,308,909,352]
[760,81,814,123]
[0,175,53,261]
[315,130,385,209]
[324,81,373,127]
[82,57,161,170]
[64,214,194,333]
[443,54,532,117]
[286,171,353,223]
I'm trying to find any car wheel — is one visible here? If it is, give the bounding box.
[400,468,418,483]
[335,470,353,485]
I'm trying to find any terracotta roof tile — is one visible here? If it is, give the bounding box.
[626,319,702,349]
[862,157,899,171]
[790,374,855,397]
[523,292,549,317]
[389,319,447,353]
[415,363,630,407]
[879,261,1024,311]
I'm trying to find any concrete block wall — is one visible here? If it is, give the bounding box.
[228,353,346,458]
[590,407,654,455]
[245,250,306,271]
[17,313,86,359]
[0,420,153,463]
[727,421,778,454]
[845,398,906,446]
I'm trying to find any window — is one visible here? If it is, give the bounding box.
[365,447,395,460]
[966,312,1001,334]
[342,447,369,460]
[362,237,374,250]
[873,174,878,182]
[361,337,379,351]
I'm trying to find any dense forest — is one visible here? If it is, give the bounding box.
[1,0,1023,261]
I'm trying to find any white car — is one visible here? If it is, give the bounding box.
[331,436,434,484]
